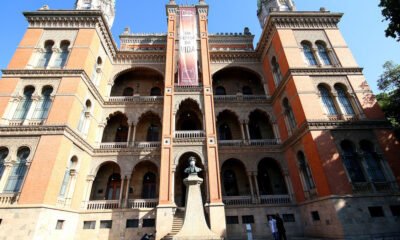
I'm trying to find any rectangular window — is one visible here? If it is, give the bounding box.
[226,216,239,225]
[241,215,254,224]
[368,206,385,217]
[126,219,139,228]
[283,214,296,222]
[100,220,112,229]
[390,205,400,217]
[55,220,64,230]
[143,219,155,228]
[83,221,96,229]
[311,211,320,221]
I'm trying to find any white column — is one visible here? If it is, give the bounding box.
[272,123,281,143]
[124,175,131,208]
[127,123,133,145]
[247,171,255,203]
[82,175,95,209]
[119,178,125,208]
[96,123,106,146]
[170,167,176,203]
[252,172,260,203]
[240,121,246,141]
[244,121,251,142]
[24,98,39,124]
[65,170,78,206]
[312,47,322,66]
[131,123,137,144]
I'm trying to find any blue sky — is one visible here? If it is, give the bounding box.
[0,0,398,93]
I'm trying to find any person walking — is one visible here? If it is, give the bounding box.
[268,215,280,240]
[275,213,287,240]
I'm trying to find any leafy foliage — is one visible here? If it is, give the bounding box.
[379,0,400,41]
[377,61,400,137]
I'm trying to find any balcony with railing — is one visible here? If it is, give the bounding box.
[214,94,269,103]
[352,181,398,194]
[85,198,158,211]
[223,195,292,207]
[107,96,163,104]
[0,193,18,206]
[218,139,281,147]
[174,85,203,93]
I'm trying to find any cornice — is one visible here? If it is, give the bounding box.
[256,11,343,59]
[289,67,364,76]
[23,10,118,58]
[115,52,166,64]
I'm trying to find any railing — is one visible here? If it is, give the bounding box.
[86,200,120,210]
[128,199,158,209]
[174,85,203,92]
[352,182,373,194]
[223,196,252,206]
[0,193,18,206]
[133,141,161,148]
[99,142,129,149]
[214,94,268,102]
[352,181,398,194]
[218,140,244,146]
[174,130,205,139]
[108,96,163,103]
[259,195,291,205]
[373,181,398,193]
[249,139,280,146]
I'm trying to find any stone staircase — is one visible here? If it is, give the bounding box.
[162,208,185,240]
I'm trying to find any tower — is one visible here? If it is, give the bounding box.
[257,0,295,27]
[75,0,116,28]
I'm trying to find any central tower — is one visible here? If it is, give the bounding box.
[156,0,226,239]
[75,0,116,27]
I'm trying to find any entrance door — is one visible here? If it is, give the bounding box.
[106,173,121,200]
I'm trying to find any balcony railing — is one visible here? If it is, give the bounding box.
[86,200,120,210]
[218,139,281,147]
[259,195,291,205]
[352,181,398,194]
[218,140,244,147]
[174,130,205,139]
[174,85,203,92]
[223,196,252,206]
[107,96,163,103]
[99,142,129,149]
[249,139,280,146]
[0,193,18,206]
[128,198,158,209]
[214,94,268,102]
[133,141,161,148]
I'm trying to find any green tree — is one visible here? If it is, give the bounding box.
[379,0,400,41]
[376,61,400,136]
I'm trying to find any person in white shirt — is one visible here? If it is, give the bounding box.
[268,216,280,240]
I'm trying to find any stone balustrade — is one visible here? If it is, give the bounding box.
[174,85,203,92]
[0,193,17,206]
[133,141,161,148]
[214,94,269,102]
[222,195,291,206]
[259,195,291,205]
[128,198,158,209]
[99,142,129,149]
[174,130,205,139]
[249,139,280,146]
[223,196,252,206]
[107,96,163,103]
[218,139,280,146]
[86,200,120,210]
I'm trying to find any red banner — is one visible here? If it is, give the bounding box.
[178,7,198,86]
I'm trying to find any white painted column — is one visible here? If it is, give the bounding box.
[240,121,246,141]
[127,122,133,145]
[96,123,106,146]
[131,123,137,144]
[65,170,78,206]
[82,175,95,209]
[118,178,125,208]
[170,167,176,203]
[247,171,255,203]
[124,175,131,208]
[252,172,261,203]
[24,98,39,125]
[0,163,13,192]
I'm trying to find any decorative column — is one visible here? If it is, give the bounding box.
[65,169,78,207]
[252,171,261,203]
[127,122,133,145]
[118,177,125,208]
[124,175,131,208]
[247,171,255,203]
[272,123,281,143]
[240,120,246,141]
[82,175,95,209]
[283,168,295,202]
[96,123,106,146]
[244,120,251,143]
[0,162,13,192]
[170,166,176,203]
[312,47,322,66]
[24,95,40,125]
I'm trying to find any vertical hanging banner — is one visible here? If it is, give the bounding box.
[178,7,199,86]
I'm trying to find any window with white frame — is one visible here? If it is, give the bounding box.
[13,86,35,120]
[297,151,316,191]
[59,156,78,198]
[283,98,297,133]
[77,100,92,134]
[32,86,53,120]
[318,85,338,115]
[4,147,30,193]
[271,56,283,86]
[91,57,103,85]
[316,41,332,65]
[37,40,54,68]
[334,84,355,115]
[53,40,70,68]
[301,41,317,66]
[0,147,9,181]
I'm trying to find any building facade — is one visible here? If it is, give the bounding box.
[0,0,399,239]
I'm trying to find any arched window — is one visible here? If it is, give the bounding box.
[318,85,337,115]
[13,86,35,120]
[283,98,297,132]
[297,151,315,190]
[4,147,30,193]
[77,100,91,133]
[106,173,121,200]
[150,87,162,96]
[271,57,283,85]
[53,40,70,68]
[59,156,78,198]
[301,42,317,66]
[335,85,355,115]
[218,123,232,140]
[122,87,134,96]
[316,42,332,65]
[257,158,288,195]
[223,170,239,196]
[340,140,366,182]
[32,86,53,120]
[0,147,9,181]
[142,172,156,199]
[215,86,226,95]
[37,40,54,68]
[91,57,102,84]
[242,86,253,95]
[146,124,160,141]
[360,140,386,182]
